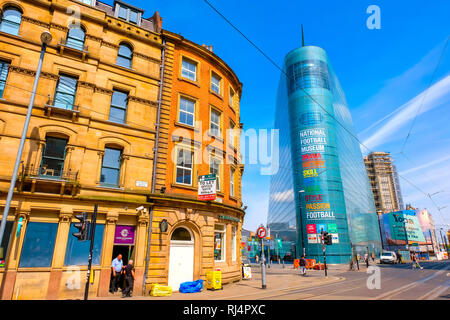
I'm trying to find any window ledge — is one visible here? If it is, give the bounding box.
[207,131,224,142]
[228,105,236,114]
[171,183,197,191]
[174,121,199,132]
[229,195,239,202]
[105,120,130,128]
[97,185,124,191]
[178,77,200,88]
[209,89,223,100]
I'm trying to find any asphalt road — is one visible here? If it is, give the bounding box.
[255,260,450,300]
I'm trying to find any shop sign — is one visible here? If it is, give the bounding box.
[114,225,135,245]
[198,174,216,201]
[218,215,240,222]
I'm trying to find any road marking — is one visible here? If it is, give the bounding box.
[302,276,400,300]
[418,280,450,300]
[213,276,345,300]
[375,265,450,300]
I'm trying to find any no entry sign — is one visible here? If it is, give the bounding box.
[256,226,267,239]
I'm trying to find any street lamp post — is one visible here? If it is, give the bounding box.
[0,31,52,245]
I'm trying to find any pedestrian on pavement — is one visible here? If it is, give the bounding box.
[110,254,123,293]
[364,253,369,268]
[255,255,259,264]
[412,253,423,270]
[299,255,307,276]
[397,251,402,264]
[122,259,135,298]
[371,252,376,262]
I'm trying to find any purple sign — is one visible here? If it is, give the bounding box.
[114,225,136,245]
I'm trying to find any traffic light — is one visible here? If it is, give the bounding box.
[324,232,332,245]
[73,212,89,241]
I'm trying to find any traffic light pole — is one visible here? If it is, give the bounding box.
[261,238,266,289]
[84,204,98,300]
[322,242,327,277]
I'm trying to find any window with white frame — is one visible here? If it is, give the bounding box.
[214,224,226,261]
[78,0,93,5]
[210,157,221,191]
[176,148,193,185]
[231,226,237,261]
[229,88,234,107]
[229,120,235,147]
[211,72,221,95]
[179,96,195,126]
[210,108,221,136]
[116,3,141,25]
[230,167,235,197]
[181,58,197,81]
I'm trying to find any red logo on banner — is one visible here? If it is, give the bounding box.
[307,224,317,234]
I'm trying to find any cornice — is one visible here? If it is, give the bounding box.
[22,16,50,29]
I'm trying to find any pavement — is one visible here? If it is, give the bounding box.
[92,260,450,300]
[94,263,345,300]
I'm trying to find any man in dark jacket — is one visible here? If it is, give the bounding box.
[299,255,307,276]
[122,259,135,298]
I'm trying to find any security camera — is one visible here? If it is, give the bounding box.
[136,206,145,212]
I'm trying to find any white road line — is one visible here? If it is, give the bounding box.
[418,280,450,300]
[375,265,450,300]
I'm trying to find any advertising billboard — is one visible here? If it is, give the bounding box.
[380,211,426,246]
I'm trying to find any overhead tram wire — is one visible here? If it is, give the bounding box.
[202,0,450,225]
[399,35,450,155]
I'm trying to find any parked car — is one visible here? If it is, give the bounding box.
[380,251,397,264]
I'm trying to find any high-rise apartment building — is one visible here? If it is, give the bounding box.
[364,152,404,213]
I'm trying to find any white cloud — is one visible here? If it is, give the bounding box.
[400,154,450,175]
[362,75,450,150]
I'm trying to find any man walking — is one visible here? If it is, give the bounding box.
[299,255,307,276]
[122,259,135,298]
[110,254,123,293]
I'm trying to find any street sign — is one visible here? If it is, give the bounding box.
[256,226,267,239]
[198,174,216,201]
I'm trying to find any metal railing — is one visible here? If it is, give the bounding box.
[45,98,80,112]
[20,164,79,181]
[58,37,89,53]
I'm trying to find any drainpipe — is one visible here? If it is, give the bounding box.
[142,36,166,295]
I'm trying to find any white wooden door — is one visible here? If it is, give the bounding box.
[168,242,194,291]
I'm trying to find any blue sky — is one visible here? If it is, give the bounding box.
[113,0,450,232]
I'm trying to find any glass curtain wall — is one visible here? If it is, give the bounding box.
[268,45,382,264]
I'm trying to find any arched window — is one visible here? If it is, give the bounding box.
[0,7,22,36]
[117,43,133,68]
[171,228,192,241]
[66,25,86,51]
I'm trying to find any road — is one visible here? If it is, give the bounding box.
[253,260,450,300]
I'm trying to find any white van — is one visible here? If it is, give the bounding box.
[380,251,397,264]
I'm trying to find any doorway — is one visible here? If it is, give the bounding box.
[168,227,194,291]
[112,245,135,265]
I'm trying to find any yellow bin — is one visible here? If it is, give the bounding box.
[206,270,222,290]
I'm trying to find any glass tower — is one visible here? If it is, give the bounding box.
[268,46,382,264]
